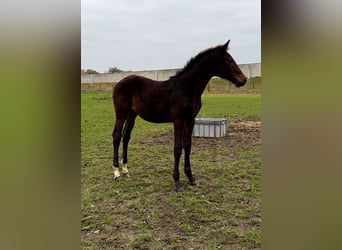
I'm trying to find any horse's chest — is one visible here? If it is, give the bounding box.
[193,102,202,116]
[180,99,201,118]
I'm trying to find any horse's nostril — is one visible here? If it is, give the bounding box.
[241,78,247,85]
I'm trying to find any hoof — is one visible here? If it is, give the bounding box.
[175,181,183,192]
[189,177,197,186]
[114,175,121,180]
[113,166,120,180]
[122,163,129,178]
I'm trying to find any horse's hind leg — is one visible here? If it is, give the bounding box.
[112,113,126,179]
[122,109,137,177]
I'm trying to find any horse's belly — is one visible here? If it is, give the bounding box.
[133,106,171,123]
[140,113,171,123]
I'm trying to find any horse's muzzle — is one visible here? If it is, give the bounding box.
[236,77,247,88]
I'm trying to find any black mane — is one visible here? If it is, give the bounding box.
[170,46,219,79]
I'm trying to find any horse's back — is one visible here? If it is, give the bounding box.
[113,74,158,94]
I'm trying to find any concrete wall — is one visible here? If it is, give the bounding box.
[81,63,260,84]
[238,63,261,79]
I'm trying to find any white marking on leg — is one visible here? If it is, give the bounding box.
[122,163,130,177]
[112,166,120,179]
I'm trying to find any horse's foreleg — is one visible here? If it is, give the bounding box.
[122,110,137,177]
[112,117,125,179]
[183,119,196,185]
[173,120,184,191]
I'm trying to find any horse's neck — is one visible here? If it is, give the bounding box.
[182,62,214,96]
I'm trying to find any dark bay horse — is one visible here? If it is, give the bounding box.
[112,40,247,191]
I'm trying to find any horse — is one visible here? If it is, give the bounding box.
[112,40,247,191]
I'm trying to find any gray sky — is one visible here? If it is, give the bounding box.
[82,0,260,72]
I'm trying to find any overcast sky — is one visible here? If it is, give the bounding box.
[81,0,260,72]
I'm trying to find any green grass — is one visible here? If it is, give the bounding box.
[199,94,261,120]
[207,76,261,94]
[81,91,261,249]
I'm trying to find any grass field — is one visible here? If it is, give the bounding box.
[81,91,261,249]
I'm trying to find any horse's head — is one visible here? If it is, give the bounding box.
[214,40,247,88]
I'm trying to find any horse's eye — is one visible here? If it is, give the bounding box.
[226,57,233,63]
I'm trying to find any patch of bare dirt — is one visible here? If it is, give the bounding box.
[136,119,261,150]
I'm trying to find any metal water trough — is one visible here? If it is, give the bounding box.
[192,118,227,137]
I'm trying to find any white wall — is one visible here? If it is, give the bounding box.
[81,63,261,84]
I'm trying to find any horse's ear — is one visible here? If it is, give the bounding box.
[222,40,230,51]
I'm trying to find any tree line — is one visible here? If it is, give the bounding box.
[81,67,122,74]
